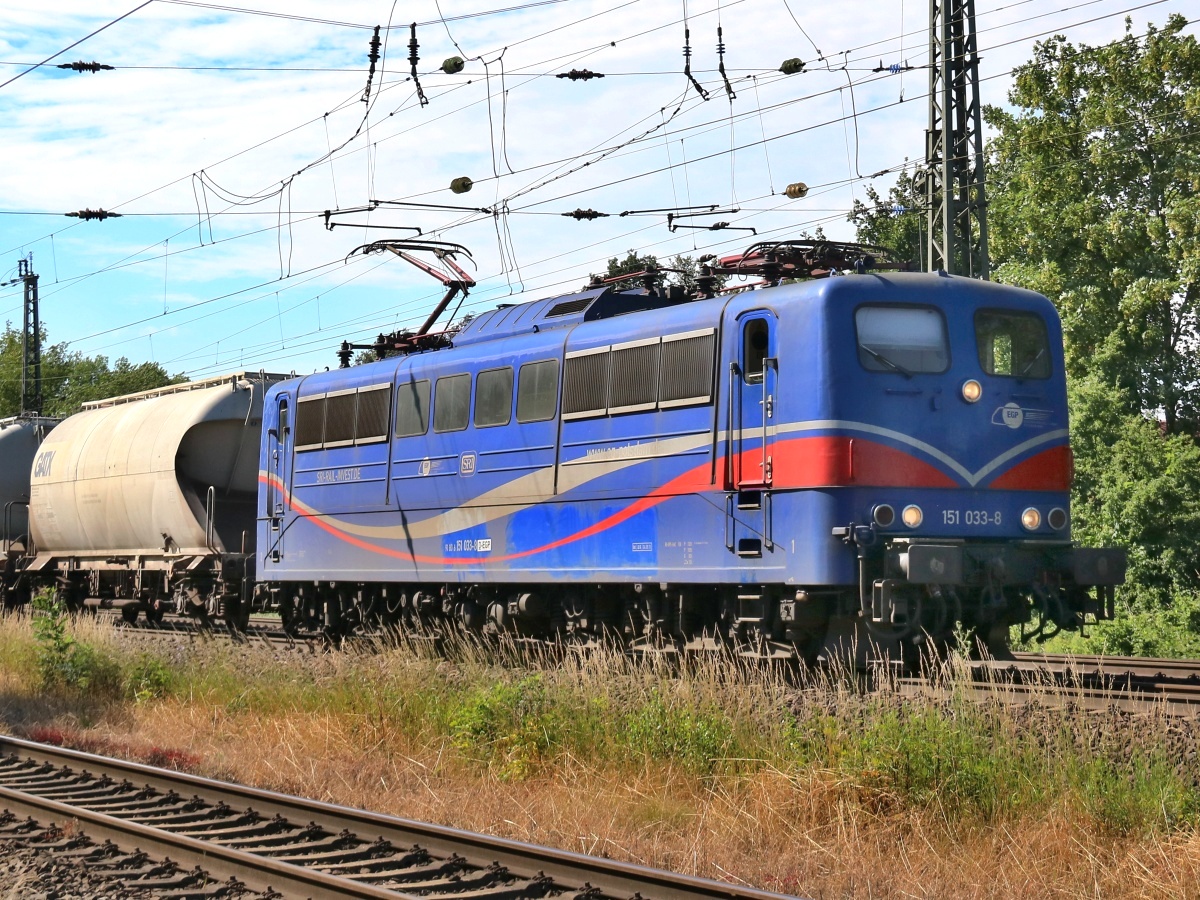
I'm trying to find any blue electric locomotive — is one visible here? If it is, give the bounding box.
[256,242,1125,659]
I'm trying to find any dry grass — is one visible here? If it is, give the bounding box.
[1,614,1199,898]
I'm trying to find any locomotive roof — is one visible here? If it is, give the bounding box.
[452,285,693,347]
[451,272,1054,350]
[81,371,293,409]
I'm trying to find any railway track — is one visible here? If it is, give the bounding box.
[0,734,804,900]
[90,610,1200,712]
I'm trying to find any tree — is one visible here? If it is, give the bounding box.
[591,250,727,293]
[1068,374,1200,608]
[985,14,1200,435]
[848,169,924,268]
[0,324,183,418]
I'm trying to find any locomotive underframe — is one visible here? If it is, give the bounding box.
[257,532,1123,662]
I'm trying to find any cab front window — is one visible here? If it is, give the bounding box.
[975,310,1050,379]
[855,305,949,375]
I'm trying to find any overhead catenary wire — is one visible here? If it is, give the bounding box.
[2,0,1190,360]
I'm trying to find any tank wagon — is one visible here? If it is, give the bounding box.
[255,254,1125,660]
[28,372,286,625]
[0,415,59,606]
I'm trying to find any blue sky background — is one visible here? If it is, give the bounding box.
[1,0,1194,382]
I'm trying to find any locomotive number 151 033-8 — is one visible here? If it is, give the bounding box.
[942,509,1002,526]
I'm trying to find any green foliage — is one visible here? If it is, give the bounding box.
[985,14,1200,435]
[981,16,1200,648]
[843,703,1024,822]
[30,592,117,693]
[126,654,174,703]
[848,169,924,267]
[592,251,725,293]
[1068,376,1200,607]
[449,675,560,780]
[0,323,183,417]
[623,692,736,772]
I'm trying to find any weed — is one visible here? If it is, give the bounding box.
[30,592,118,694]
[126,655,173,704]
[623,691,736,773]
[450,675,560,779]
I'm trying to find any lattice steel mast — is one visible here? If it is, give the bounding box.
[925,0,989,278]
[17,257,42,415]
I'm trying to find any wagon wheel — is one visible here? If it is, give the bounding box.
[224,594,250,633]
[146,598,166,625]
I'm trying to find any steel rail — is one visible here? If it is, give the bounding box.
[0,735,806,900]
[0,784,402,899]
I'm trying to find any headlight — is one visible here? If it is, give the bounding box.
[962,379,982,403]
[902,505,923,528]
[1021,507,1042,531]
[1047,507,1068,530]
[873,504,896,527]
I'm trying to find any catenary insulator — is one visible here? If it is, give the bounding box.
[784,182,808,199]
[779,58,805,75]
[442,56,465,74]
[450,177,474,194]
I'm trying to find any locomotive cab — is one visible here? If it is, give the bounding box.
[792,273,1124,658]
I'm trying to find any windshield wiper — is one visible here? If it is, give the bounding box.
[1017,347,1045,377]
[859,343,913,378]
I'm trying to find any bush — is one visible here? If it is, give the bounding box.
[30,592,118,694]
[449,676,560,779]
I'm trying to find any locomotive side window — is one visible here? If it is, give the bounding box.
[434,373,471,432]
[355,384,392,443]
[295,395,325,450]
[975,310,1051,379]
[395,379,430,437]
[517,359,558,423]
[855,305,949,374]
[323,390,358,447]
[475,367,513,428]
[743,319,769,382]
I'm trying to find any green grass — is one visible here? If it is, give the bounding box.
[2,612,1198,838]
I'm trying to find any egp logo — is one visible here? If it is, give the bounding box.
[418,457,432,476]
[992,402,1024,430]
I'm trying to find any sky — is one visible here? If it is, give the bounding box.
[1,0,1195,382]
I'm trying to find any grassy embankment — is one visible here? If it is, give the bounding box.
[2,604,1199,899]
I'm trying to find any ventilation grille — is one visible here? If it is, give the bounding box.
[610,343,660,411]
[295,396,325,448]
[563,352,610,417]
[545,296,594,318]
[355,386,392,442]
[660,332,715,405]
[323,393,358,445]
